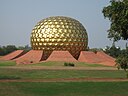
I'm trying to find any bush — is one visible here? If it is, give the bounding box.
[64,62,68,66]
[64,62,75,67]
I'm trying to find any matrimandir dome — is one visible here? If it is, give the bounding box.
[30,16,88,60]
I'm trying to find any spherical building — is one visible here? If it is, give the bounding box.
[31,16,88,60]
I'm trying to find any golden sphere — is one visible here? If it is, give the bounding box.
[31,16,88,60]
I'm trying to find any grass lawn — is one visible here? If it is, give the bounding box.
[0,68,126,79]
[0,82,128,96]
[0,61,123,79]
[26,61,110,67]
[0,61,127,96]
[0,60,110,67]
[0,61,16,66]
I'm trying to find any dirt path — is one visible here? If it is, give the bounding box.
[0,66,117,70]
[0,78,128,82]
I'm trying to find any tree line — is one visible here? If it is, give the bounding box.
[0,45,31,56]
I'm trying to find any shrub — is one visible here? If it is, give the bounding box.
[68,63,75,67]
[64,62,68,66]
[64,62,75,67]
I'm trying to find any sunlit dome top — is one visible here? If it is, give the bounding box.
[30,16,88,59]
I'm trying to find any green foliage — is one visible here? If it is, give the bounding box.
[116,55,128,78]
[0,45,17,56]
[102,0,128,41]
[104,44,128,58]
[64,62,75,67]
[116,56,128,70]
[18,44,31,51]
[104,45,121,58]
[89,48,103,54]
[0,45,31,56]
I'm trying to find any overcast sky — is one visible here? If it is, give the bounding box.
[0,0,127,48]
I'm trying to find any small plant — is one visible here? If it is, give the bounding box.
[64,62,68,66]
[68,63,75,67]
[64,62,75,67]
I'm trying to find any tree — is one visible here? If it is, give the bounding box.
[104,45,121,58]
[89,48,103,54]
[0,45,31,56]
[17,45,31,51]
[103,0,128,75]
[115,44,128,78]
[102,0,128,42]
[5,45,17,54]
[115,55,128,78]
[0,45,17,56]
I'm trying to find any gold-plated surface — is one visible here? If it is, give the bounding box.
[31,16,88,60]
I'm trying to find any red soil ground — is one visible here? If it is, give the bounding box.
[97,51,115,66]
[78,51,102,63]
[0,50,24,60]
[46,51,78,62]
[0,50,116,66]
[15,50,43,64]
[78,51,115,66]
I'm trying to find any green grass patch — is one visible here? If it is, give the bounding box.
[0,82,128,96]
[36,61,65,66]
[0,75,21,80]
[0,68,126,79]
[23,61,110,67]
[0,61,16,66]
[77,62,110,67]
[0,60,110,67]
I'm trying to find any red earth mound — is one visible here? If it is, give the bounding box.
[1,50,116,66]
[78,51,103,63]
[46,51,77,62]
[15,50,43,64]
[78,51,115,66]
[96,51,115,66]
[0,50,24,60]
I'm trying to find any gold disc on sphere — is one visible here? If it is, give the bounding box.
[31,16,88,60]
